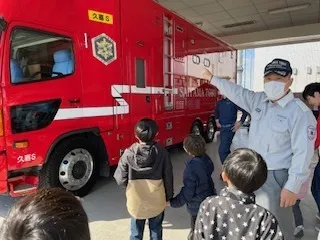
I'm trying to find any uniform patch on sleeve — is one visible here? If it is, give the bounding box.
[308,126,316,140]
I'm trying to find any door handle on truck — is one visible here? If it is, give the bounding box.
[68,98,80,104]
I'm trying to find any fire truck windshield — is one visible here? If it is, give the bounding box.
[10,28,74,84]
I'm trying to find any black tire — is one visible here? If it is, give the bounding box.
[40,136,98,197]
[204,118,216,143]
[191,121,203,136]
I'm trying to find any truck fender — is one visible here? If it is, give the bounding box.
[44,128,110,177]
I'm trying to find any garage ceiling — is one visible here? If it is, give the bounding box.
[157,0,320,37]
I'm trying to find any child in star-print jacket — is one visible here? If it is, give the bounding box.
[194,148,284,240]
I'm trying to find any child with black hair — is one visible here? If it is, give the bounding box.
[114,118,173,240]
[194,148,284,240]
[0,188,90,240]
[167,134,216,240]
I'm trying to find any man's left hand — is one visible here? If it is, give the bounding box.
[280,188,297,208]
[232,121,241,132]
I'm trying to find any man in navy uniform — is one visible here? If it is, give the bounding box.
[215,94,248,163]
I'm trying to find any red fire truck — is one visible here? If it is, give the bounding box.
[0,0,236,197]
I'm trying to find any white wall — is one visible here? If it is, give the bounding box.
[252,42,320,92]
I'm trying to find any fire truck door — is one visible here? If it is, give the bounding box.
[2,23,83,174]
[128,42,153,125]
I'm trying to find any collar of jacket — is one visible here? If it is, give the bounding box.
[220,187,255,204]
[263,91,294,108]
[185,155,204,165]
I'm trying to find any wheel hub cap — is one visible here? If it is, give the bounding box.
[59,148,93,191]
[207,122,215,139]
[192,125,201,135]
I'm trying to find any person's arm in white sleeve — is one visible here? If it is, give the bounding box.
[212,76,261,114]
[285,110,316,194]
[203,69,263,114]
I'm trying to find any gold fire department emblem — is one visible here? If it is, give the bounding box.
[92,33,117,65]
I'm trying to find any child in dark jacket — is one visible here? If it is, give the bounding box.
[194,148,284,240]
[114,118,174,240]
[168,134,216,240]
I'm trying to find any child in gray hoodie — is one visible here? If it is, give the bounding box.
[114,118,173,240]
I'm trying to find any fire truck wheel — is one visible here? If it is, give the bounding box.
[40,136,97,197]
[191,121,203,136]
[204,119,215,143]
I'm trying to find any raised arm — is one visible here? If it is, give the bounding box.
[203,69,264,114]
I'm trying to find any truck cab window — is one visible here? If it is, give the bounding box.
[10,28,74,84]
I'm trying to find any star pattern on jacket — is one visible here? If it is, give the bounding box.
[193,187,284,240]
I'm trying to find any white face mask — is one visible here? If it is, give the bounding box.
[264,81,286,101]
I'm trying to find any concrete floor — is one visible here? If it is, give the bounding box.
[0,142,318,239]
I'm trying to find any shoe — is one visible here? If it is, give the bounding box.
[294,225,304,238]
[317,213,320,221]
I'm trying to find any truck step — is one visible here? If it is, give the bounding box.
[8,176,38,197]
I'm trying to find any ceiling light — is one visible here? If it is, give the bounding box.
[223,20,256,28]
[195,21,203,27]
[268,3,310,15]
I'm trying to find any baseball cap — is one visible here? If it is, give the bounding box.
[264,58,292,77]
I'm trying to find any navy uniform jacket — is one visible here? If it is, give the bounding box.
[170,154,216,216]
[215,98,248,127]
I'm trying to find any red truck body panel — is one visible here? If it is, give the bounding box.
[0,0,237,196]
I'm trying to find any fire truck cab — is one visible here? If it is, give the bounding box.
[0,0,236,197]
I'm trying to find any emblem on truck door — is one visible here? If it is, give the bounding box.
[92,33,117,65]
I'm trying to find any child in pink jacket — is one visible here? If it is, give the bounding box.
[292,168,315,238]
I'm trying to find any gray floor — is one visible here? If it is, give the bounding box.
[0,141,318,239]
